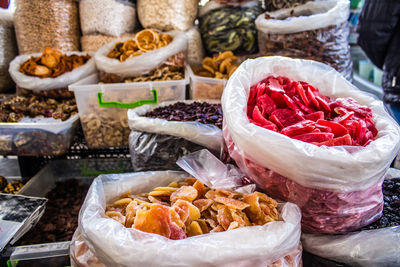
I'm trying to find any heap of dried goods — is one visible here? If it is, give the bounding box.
[192,51,239,79]
[19,47,90,79]
[247,76,378,146]
[106,177,279,239]
[107,30,173,62]
[262,0,311,11]
[0,95,77,122]
[0,176,24,194]
[145,102,223,129]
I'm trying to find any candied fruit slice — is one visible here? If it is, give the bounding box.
[187,221,203,237]
[133,204,171,238]
[217,206,233,230]
[213,196,249,210]
[170,186,198,203]
[193,180,207,198]
[173,199,201,222]
[193,199,214,212]
[125,200,138,228]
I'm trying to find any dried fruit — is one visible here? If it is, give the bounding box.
[19,47,90,79]
[247,76,378,146]
[192,51,240,80]
[107,29,173,62]
[106,177,280,239]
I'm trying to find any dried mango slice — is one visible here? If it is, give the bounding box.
[174,199,201,222]
[149,190,173,197]
[113,198,132,207]
[187,221,203,237]
[217,206,233,230]
[170,207,184,228]
[193,180,206,198]
[210,225,224,233]
[214,196,249,210]
[227,221,240,230]
[242,193,266,225]
[170,186,198,203]
[196,219,210,234]
[154,186,178,192]
[106,211,126,225]
[168,181,179,188]
[133,204,172,238]
[125,200,138,228]
[193,199,214,212]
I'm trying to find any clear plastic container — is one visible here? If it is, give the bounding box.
[0,115,79,156]
[187,65,227,100]
[69,73,187,149]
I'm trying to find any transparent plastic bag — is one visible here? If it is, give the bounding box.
[72,150,302,267]
[129,131,206,171]
[94,31,187,79]
[256,0,353,81]
[80,0,136,37]
[9,52,96,92]
[128,100,224,154]
[0,10,17,92]
[222,56,400,233]
[14,0,80,54]
[302,172,400,267]
[199,1,262,55]
[185,26,205,65]
[137,0,198,32]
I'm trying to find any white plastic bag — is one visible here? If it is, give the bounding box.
[8,52,96,91]
[79,0,136,37]
[94,31,187,77]
[128,100,224,153]
[222,56,400,233]
[302,170,400,267]
[0,10,17,92]
[255,0,352,80]
[74,150,302,266]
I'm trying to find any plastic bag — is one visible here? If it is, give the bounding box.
[80,0,136,37]
[0,10,17,92]
[222,56,400,233]
[14,0,80,54]
[185,26,205,65]
[137,0,198,32]
[128,100,224,154]
[129,131,206,171]
[301,171,400,267]
[94,31,187,79]
[255,0,353,81]
[261,0,312,11]
[199,1,262,55]
[81,34,135,52]
[72,150,302,266]
[8,52,96,92]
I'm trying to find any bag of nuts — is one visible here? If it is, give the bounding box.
[0,10,17,93]
[128,101,225,171]
[79,0,137,37]
[137,0,198,32]
[255,0,353,81]
[94,31,187,83]
[81,33,135,53]
[14,0,80,54]
[184,26,205,66]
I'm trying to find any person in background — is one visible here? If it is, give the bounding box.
[357,0,400,122]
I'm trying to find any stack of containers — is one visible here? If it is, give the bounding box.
[189,0,262,100]
[79,0,137,52]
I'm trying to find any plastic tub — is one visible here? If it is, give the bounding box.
[69,73,187,149]
[187,65,227,100]
[0,115,79,156]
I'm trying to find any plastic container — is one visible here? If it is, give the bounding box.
[69,72,187,149]
[187,65,227,100]
[0,115,79,156]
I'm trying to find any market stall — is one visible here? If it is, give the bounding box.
[0,0,399,266]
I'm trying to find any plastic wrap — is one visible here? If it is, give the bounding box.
[199,1,262,55]
[222,56,400,233]
[302,173,400,267]
[0,10,17,92]
[73,152,302,266]
[256,0,353,81]
[94,31,187,80]
[81,34,135,52]
[129,131,205,171]
[261,0,312,11]
[9,52,96,92]
[128,100,224,153]
[185,27,205,65]
[80,0,136,37]
[137,0,198,32]
[14,0,80,54]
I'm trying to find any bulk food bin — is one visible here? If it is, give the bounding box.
[187,65,227,100]
[69,72,187,149]
[0,115,79,156]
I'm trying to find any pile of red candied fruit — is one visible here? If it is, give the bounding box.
[247,75,378,146]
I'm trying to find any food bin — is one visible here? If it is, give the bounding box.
[0,115,79,156]
[187,65,227,100]
[69,72,188,149]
